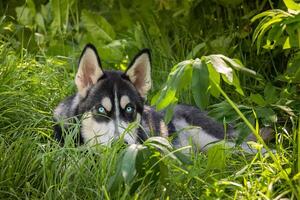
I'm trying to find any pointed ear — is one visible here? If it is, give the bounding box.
[75,44,104,97]
[125,49,152,98]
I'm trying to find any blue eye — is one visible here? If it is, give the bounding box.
[125,105,134,113]
[98,106,106,114]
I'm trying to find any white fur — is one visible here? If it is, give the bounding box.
[101,97,112,112]
[123,113,141,144]
[81,112,141,145]
[53,104,65,120]
[54,94,80,121]
[71,93,81,113]
[173,118,270,154]
[81,112,115,145]
[173,118,220,152]
[120,95,130,109]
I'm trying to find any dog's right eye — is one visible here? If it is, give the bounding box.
[98,105,106,114]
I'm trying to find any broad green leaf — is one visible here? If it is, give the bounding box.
[221,71,244,96]
[173,151,192,165]
[206,141,229,170]
[206,55,233,82]
[159,162,169,183]
[256,17,284,53]
[50,0,67,34]
[292,172,300,181]
[255,107,277,125]
[283,36,291,49]
[187,42,206,59]
[152,64,182,110]
[192,60,209,109]
[209,101,240,122]
[81,9,115,42]
[151,92,160,106]
[41,4,51,23]
[145,136,173,150]
[15,0,36,26]
[155,87,177,110]
[264,83,278,104]
[154,61,192,110]
[97,40,124,61]
[121,144,142,184]
[265,24,285,49]
[178,64,193,90]
[217,55,256,76]
[250,93,266,106]
[252,10,290,52]
[146,143,176,160]
[285,52,300,83]
[285,25,300,48]
[232,71,244,95]
[135,147,151,176]
[206,62,220,98]
[163,102,177,124]
[108,156,123,192]
[251,10,278,23]
[210,36,233,55]
[283,0,300,11]
[252,16,273,43]
[35,13,46,32]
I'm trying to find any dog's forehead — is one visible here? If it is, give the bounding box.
[90,70,141,105]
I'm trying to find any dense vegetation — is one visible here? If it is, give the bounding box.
[0,0,299,199]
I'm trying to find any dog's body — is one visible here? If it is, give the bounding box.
[54,44,256,152]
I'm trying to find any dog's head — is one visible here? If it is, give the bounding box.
[75,44,151,145]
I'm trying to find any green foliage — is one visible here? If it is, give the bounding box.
[0,0,300,199]
[252,0,300,83]
[152,55,250,113]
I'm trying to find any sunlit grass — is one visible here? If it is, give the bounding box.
[0,1,299,196]
[0,41,299,199]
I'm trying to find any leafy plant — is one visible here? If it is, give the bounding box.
[252,0,300,83]
[151,55,255,122]
[1,0,300,199]
[108,137,187,194]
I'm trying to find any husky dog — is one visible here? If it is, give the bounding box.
[54,44,267,152]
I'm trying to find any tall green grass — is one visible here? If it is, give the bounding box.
[0,39,299,199]
[0,0,299,199]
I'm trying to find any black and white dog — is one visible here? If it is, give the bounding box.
[54,44,266,152]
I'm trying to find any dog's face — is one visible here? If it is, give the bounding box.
[75,44,151,145]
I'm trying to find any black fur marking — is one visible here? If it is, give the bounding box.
[167,122,176,136]
[137,127,148,143]
[79,43,103,69]
[53,117,84,146]
[172,104,233,139]
[54,123,64,145]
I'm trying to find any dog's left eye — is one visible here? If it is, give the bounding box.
[98,105,106,114]
[125,105,134,113]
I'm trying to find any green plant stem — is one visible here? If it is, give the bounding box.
[210,78,299,198]
[211,78,268,149]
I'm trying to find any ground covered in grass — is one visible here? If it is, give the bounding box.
[0,0,300,199]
